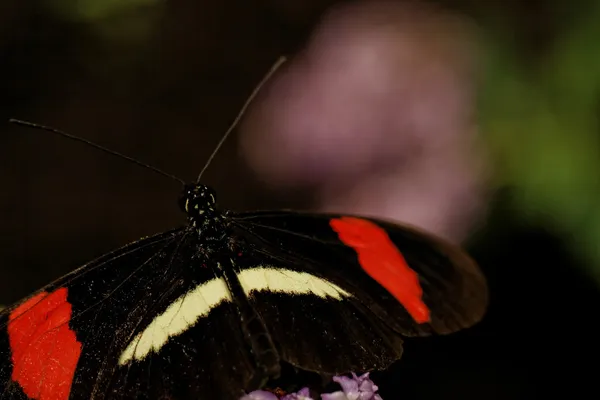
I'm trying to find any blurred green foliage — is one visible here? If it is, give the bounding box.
[43,0,158,21]
[41,0,161,43]
[481,1,600,281]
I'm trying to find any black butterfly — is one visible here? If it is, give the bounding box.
[0,180,487,399]
[0,59,487,400]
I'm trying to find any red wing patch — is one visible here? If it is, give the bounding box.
[330,217,430,324]
[8,288,82,400]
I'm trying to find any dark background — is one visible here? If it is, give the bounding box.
[1,0,598,398]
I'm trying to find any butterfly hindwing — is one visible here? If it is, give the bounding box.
[227,254,405,375]
[0,230,254,400]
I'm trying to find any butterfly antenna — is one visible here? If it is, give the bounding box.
[195,56,287,183]
[8,119,186,184]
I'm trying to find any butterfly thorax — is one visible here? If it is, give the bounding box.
[179,183,228,240]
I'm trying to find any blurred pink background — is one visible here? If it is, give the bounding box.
[241,1,488,242]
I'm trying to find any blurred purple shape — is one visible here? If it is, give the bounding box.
[282,387,313,400]
[240,390,279,400]
[241,1,488,242]
[239,373,384,400]
[321,372,383,400]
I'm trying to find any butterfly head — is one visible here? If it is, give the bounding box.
[179,183,221,227]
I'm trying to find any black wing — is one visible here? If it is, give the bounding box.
[0,229,254,400]
[0,209,488,399]
[229,210,488,374]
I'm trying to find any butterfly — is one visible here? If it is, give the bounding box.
[0,58,488,400]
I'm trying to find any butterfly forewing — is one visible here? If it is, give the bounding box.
[0,230,254,400]
[231,211,488,337]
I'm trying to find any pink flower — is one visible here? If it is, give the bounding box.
[241,1,488,243]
